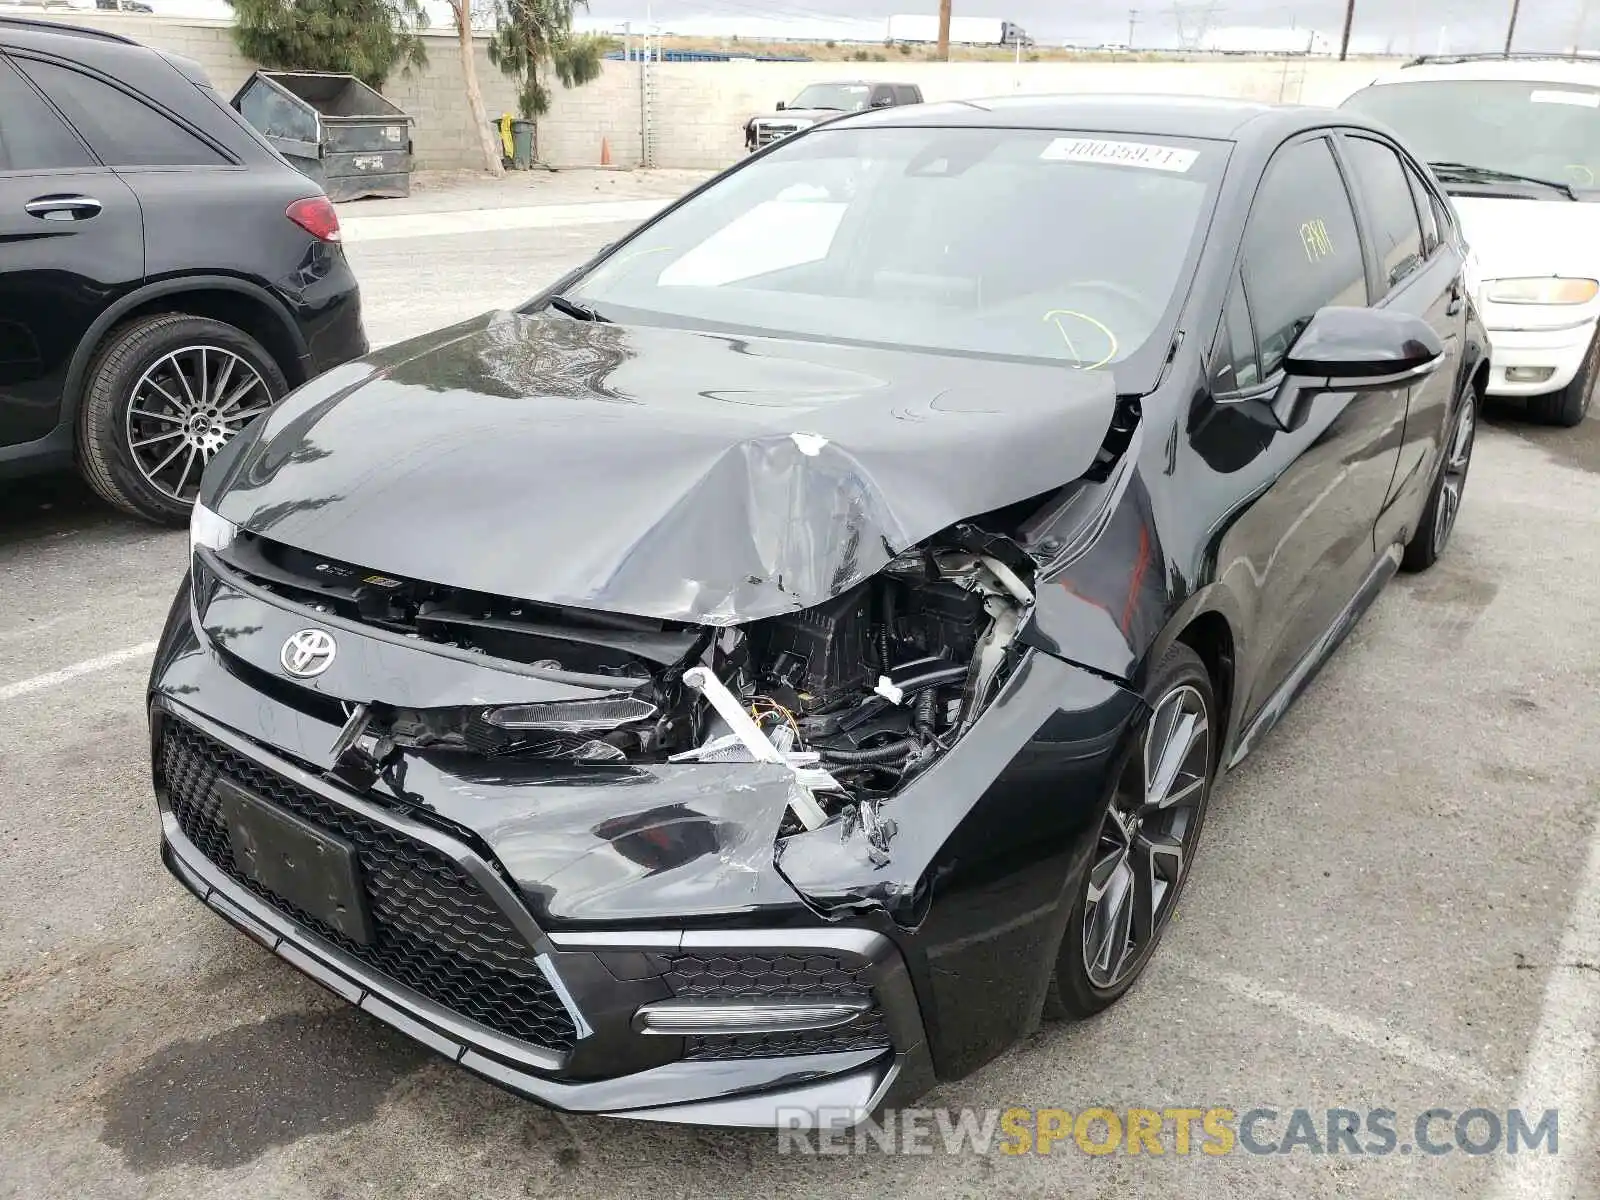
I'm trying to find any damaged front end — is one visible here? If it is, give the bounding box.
[159,314,1164,1104]
[206,517,1046,843]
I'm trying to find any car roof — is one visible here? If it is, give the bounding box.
[1371,55,1600,87]
[841,93,1357,143]
[0,14,138,45]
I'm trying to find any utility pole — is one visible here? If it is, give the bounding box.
[1504,0,1521,54]
[1128,8,1139,48]
[1339,0,1355,60]
[937,0,953,60]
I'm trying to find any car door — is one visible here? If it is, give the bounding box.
[1201,132,1410,725]
[1337,131,1466,547]
[0,53,142,452]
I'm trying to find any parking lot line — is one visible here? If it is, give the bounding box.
[1488,810,1600,1200]
[0,641,157,704]
[1179,958,1503,1093]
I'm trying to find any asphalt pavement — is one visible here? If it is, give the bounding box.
[0,172,1596,1200]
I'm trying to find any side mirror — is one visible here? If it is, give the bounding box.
[776,100,787,111]
[1263,307,1444,431]
[870,95,893,107]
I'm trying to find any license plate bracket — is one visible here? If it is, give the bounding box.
[216,779,374,945]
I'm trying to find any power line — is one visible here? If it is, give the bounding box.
[1504,0,1522,54]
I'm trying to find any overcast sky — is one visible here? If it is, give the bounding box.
[582,0,1595,56]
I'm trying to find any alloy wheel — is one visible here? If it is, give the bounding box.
[124,345,272,503]
[1081,683,1211,990]
[1432,399,1476,553]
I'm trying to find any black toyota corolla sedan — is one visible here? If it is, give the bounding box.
[148,97,1487,1127]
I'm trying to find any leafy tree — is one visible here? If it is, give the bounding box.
[488,0,606,134]
[227,0,427,90]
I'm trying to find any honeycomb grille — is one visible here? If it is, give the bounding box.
[662,952,874,999]
[160,718,578,1053]
[685,1013,892,1061]
[664,951,891,1058]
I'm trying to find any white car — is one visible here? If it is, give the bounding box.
[1342,54,1600,426]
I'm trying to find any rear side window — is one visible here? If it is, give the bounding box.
[1241,136,1367,377]
[15,59,227,168]
[1406,164,1440,255]
[1343,135,1425,291]
[895,85,920,105]
[0,58,93,172]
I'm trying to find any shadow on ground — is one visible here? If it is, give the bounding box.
[98,1008,429,1173]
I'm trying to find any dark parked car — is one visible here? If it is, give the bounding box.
[745,80,923,151]
[151,97,1486,1127]
[0,17,367,524]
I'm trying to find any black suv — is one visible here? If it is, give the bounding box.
[0,17,367,524]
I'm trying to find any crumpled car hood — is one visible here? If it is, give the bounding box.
[209,310,1118,624]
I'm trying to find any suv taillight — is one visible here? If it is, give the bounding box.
[286,196,341,243]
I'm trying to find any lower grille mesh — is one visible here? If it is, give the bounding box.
[664,951,892,1059]
[160,718,578,1053]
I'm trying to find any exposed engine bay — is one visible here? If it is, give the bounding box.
[222,527,1038,829]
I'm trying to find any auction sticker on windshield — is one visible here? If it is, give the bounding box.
[1041,137,1199,172]
[1530,89,1600,107]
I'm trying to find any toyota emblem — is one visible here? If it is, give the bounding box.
[280,628,337,679]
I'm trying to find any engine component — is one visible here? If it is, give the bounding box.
[750,584,874,707]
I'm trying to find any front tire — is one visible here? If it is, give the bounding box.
[1045,643,1218,1020]
[76,313,287,526]
[1527,327,1598,427]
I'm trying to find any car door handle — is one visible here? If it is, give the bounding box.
[1446,286,1464,316]
[23,195,103,222]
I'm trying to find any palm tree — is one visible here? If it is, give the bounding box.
[488,0,606,162]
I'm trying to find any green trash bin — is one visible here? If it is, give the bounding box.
[510,119,535,169]
[489,118,536,169]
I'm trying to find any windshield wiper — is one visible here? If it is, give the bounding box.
[1428,161,1577,200]
[547,294,609,322]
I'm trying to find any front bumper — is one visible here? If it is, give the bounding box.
[153,699,934,1127]
[1482,315,1598,397]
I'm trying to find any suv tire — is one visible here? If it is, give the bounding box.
[76,313,287,526]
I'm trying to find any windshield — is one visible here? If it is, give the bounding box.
[789,83,873,111]
[1343,79,1600,196]
[565,126,1226,368]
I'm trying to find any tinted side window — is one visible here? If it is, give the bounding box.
[1214,275,1261,393]
[0,58,93,172]
[16,60,226,167]
[895,85,919,105]
[1406,164,1440,255]
[1343,136,1425,291]
[1242,137,1367,377]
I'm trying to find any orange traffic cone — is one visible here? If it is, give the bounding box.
[600,137,612,166]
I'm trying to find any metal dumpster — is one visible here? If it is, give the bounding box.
[231,70,414,202]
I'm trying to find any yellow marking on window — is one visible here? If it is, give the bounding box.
[1043,309,1118,370]
[1300,219,1333,262]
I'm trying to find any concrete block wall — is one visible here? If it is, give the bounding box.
[22,14,1386,174]
[645,58,1386,170]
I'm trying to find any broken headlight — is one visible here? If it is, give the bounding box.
[482,696,658,731]
[189,501,237,555]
